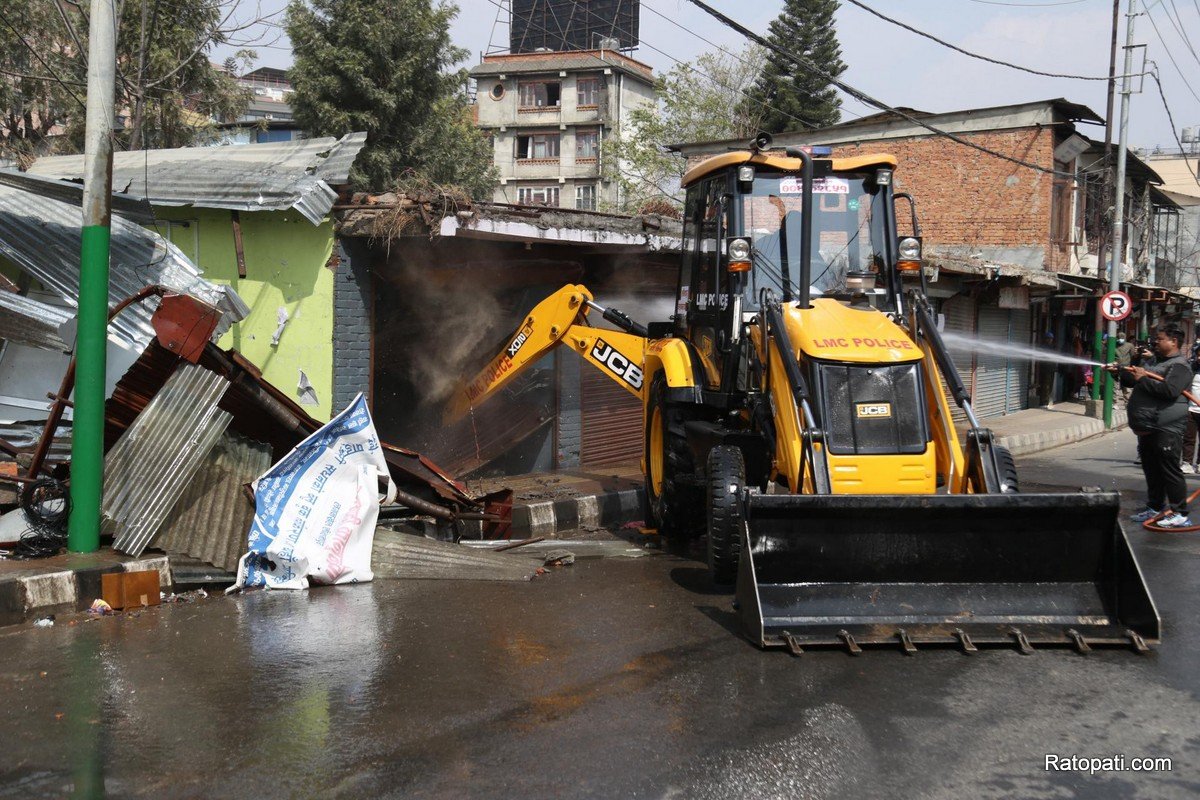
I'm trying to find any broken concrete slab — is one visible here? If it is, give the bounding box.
[372,528,542,582]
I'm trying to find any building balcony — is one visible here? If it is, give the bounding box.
[514,158,562,179]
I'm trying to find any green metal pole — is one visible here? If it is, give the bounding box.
[68,0,116,553]
[1103,334,1117,429]
[1091,328,1104,400]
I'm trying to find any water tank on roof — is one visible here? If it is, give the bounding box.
[1182,127,1195,143]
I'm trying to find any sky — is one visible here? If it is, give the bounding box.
[220,0,1200,152]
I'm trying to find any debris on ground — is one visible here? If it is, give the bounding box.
[160,588,208,604]
[87,600,113,616]
[101,570,161,610]
[232,394,392,592]
[372,527,542,582]
[33,617,54,627]
[542,550,576,567]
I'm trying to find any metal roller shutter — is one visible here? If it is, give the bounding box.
[1007,308,1032,413]
[974,307,1010,419]
[974,306,1032,419]
[580,366,644,467]
[940,295,975,425]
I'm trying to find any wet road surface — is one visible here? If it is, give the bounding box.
[2,429,1199,799]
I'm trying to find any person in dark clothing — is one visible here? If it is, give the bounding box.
[1109,326,1193,527]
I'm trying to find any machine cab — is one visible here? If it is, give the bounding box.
[677,148,917,390]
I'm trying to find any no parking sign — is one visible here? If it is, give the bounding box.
[1100,290,1133,322]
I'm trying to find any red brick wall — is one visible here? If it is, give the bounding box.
[829,128,1057,266]
[685,127,1063,270]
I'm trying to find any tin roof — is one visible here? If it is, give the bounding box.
[469,49,654,81]
[0,291,71,351]
[0,183,248,345]
[28,132,367,225]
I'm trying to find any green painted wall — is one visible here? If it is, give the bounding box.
[153,207,336,421]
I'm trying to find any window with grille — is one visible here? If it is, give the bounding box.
[576,77,602,106]
[518,81,561,108]
[576,130,598,159]
[518,186,561,206]
[576,184,596,211]
[516,133,561,159]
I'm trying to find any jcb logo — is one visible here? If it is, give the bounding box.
[856,403,891,418]
[592,339,643,390]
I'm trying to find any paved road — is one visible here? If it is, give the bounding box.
[2,429,1198,799]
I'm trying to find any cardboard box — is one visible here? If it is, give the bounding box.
[101,570,161,610]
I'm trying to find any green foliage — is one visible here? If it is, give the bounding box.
[601,45,765,214]
[286,0,495,195]
[0,0,253,157]
[745,0,845,133]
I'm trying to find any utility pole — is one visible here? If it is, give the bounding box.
[1094,0,1121,402]
[1105,0,1137,430]
[68,0,117,552]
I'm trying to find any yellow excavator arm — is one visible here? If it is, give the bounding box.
[443,284,650,425]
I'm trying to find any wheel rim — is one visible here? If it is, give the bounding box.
[649,405,664,497]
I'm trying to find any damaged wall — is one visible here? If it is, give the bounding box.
[152,207,336,421]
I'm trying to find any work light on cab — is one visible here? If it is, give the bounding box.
[897,235,923,271]
[727,237,752,272]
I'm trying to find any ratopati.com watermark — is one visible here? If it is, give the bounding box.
[1045,754,1173,775]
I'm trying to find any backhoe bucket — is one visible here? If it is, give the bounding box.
[737,492,1159,654]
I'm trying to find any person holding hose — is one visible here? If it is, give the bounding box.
[1107,326,1193,528]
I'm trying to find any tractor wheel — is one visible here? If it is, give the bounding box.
[996,445,1019,493]
[645,373,701,543]
[706,445,745,586]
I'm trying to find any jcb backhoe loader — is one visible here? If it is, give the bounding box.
[446,140,1159,654]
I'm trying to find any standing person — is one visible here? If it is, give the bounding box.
[1115,333,1136,403]
[1185,350,1200,473]
[1109,326,1193,527]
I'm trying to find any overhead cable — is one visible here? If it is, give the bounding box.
[1144,4,1200,103]
[845,0,1131,81]
[684,0,1077,178]
[1148,67,1200,185]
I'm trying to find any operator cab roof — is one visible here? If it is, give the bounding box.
[681,150,898,189]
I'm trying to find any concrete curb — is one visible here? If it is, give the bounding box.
[997,409,1128,457]
[510,488,647,537]
[0,555,171,627]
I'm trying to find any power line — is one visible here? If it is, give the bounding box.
[639,0,867,124]
[479,0,821,133]
[684,0,1078,179]
[0,7,86,109]
[844,0,1126,81]
[1148,66,1200,185]
[1162,0,1200,66]
[1144,3,1200,103]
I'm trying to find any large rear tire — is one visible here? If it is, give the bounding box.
[645,374,701,542]
[996,445,1019,493]
[706,445,745,586]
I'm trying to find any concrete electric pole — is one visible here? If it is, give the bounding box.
[68,0,117,552]
[1104,0,1137,430]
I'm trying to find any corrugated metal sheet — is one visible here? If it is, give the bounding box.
[156,430,271,571]
[30,132,367,225]
[0,291,71,350]
[372,528,541,581]
[0,184,248,345]
[0,168,155,224]
[105,362,232,556]
[974,307,1012,419]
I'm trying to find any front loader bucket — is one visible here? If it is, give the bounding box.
[737,492,1159,654]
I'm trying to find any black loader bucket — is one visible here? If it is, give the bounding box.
[736,492,1159,654]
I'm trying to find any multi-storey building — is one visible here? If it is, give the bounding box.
[469,49,656,211]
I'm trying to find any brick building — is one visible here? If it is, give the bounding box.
[674,99,1191,416]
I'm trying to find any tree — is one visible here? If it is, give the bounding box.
[285,0,495,195]
[745,0,845,133]
[0,0,261,158]
[601,44,765,214]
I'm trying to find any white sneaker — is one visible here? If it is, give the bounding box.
[1156,512,1194,529]
[1129,507,1162,523]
